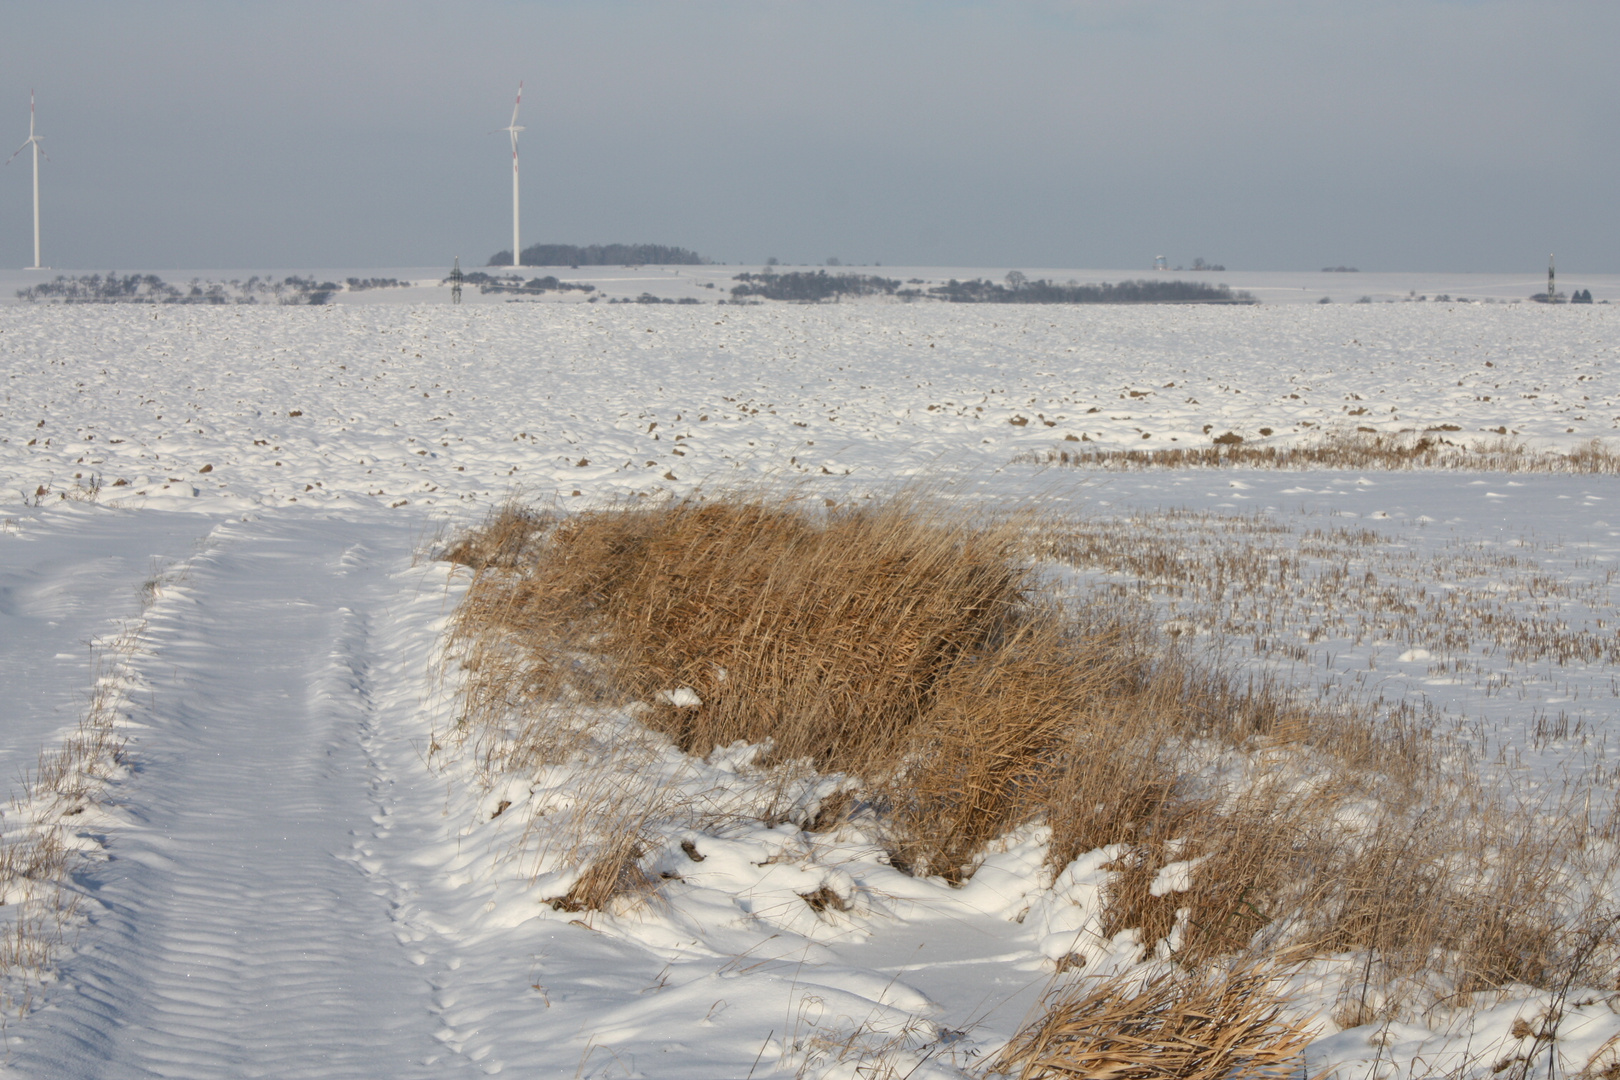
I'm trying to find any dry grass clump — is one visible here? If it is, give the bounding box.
[449,493,1107,878]
[1033,654,1576,1000]
[1027,431,1620,474]
[990,963,1314,1080]
[445,491,1620,1023]
[546,830,653,913]
[0,623,135,1016]
[1034,636,1603,1008]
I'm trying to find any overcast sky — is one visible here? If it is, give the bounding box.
[2,1,1616,272]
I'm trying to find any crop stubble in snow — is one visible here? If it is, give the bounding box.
[2,302,1618,511]
[2,301,1620,1079]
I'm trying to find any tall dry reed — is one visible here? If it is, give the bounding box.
[445,491,1620,1020]
[449,494,1108,878]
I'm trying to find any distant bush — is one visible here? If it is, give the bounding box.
[608,293,700,305]
[16,273,180,303]
[279,276,340,305]
[460,272,596,296]
[1322,266,1359,273]
[1573,288,1594,304]
[489,243,708,267]
[929,277,1255,305]
[730,270,901,302]
[344,277,407,291]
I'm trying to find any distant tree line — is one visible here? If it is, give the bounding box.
[721,270,1258,305]
[487,243,708,267]
[279,276,341,305]
[930,277,1256,305]
[730,270,902,302]
[16,273,343,305]
[17,273,179,303]
[1537,288,1597,304]
[458,272,596,296]
[609,293,702,305]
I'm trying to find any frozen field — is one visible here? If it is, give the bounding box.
[2,296,1619,1077]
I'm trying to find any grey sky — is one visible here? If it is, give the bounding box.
[3,1,1616,272]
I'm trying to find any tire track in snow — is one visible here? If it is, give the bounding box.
[11,513,444,1078]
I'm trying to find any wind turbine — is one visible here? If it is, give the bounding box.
[494,82,523,267]
[5,91,46,269]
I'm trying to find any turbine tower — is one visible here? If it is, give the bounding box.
[495,82,524,267]
[5,91,46,269]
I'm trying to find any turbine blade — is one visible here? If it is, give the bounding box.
[4,141,30,166]
[509,81,522,127]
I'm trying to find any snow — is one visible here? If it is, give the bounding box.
[1,285,1617,1077]
[0,507,224,790]
[3,297,1618,517]
[10,513,446,1077]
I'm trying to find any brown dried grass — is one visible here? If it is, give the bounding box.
[1027,432,1620,474]
[0,614,139,1016]
[990,962,1314,1080]
[1037,652,1593,1007]
[449,493,1114,879]
[445,491,1620,1020]
[1028,503,1620,1007]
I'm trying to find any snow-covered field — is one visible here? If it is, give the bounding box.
[2,289,1619,1077]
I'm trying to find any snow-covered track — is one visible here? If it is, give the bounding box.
[12,513,445,1078]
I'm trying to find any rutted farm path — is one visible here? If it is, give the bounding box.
[9,512,461,1078]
